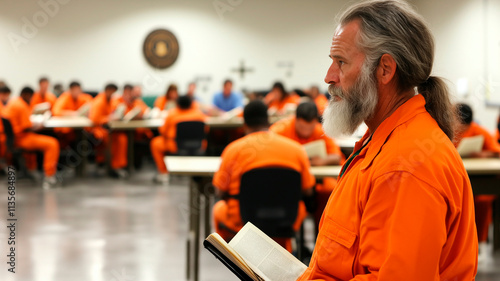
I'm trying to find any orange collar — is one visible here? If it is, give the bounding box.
[353,94,428,170]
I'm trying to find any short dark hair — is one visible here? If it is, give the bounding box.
[456,103,473,125]
[21,86,34,95]
[69,81,81,88]
[223,79,232,86]
[244,100,269,128]
[39,77,49,84]
[124,84,133,91]
[105,83,118,91]
[272,82,287,99]
[177,95,192,110]
[296,102,319,122]
[0,86,11,94]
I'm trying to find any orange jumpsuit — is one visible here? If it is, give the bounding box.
[270,117,345,228]
[455,122,500,243]
[30,91,57,111]
[150,106,207,174]
[88,93,113,164]
[299,94,477,280]
[313,94,328,115]
[3,97,59,176]
[266,94,300,113]
[109,98,151,169]
[153,96,176,111]
[213,131,316,250]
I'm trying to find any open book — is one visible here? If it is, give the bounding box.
[204,222,306,281]
[32,102,51,114]
[302,139,327,158]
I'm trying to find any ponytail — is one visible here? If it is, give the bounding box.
[417,76,456,141]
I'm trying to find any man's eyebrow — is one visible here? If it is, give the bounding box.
[329,54,347,60]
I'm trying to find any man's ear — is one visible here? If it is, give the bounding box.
[376,54,397,85]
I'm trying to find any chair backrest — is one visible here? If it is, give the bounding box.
[175,121,206,156]
[1,118,15,151]
[239,167,302,238]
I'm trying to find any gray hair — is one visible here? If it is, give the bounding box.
[338,0,456,140]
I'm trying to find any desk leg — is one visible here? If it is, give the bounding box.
[75,130,88,178]
[494,199,500,251]
[187,177,201,281]
[127,131,134,173]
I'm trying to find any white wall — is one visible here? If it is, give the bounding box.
[0,0,348,103]
[416,0,500,133]
[1,0,499,132]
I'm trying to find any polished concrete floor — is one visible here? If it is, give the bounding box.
[0,165,498,281]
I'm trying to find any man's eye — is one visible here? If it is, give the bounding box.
[338,61,345,67]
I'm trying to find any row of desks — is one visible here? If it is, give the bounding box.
[164,156,500,281]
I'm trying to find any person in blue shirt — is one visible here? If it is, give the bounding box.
[212,79,243,113]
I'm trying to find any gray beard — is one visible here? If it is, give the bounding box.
[322,67,378,138]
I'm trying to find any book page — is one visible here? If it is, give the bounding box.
[206,233,263,281]
[229,223,307,281]
[302,139,327,158]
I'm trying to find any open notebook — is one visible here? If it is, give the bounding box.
[457,135,484,157]
[204,222,307,281]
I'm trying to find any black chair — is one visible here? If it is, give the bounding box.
[175,121,206,156]
[239,167,302,238]
[1,118,35,178]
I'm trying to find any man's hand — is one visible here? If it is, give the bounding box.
[310,156,327,166]
[469,151,498,158]
[31,122,44,132]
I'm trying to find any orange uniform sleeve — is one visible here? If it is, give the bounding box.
[52,94,68,116]
[481,129,500,153]
[154,96,165,110]
[213,147,235,192]
[324,136,346,164]
[88,97,108,125]
[350,172,448,280]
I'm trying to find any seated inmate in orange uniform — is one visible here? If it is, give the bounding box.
[270,102,345,231]
[87,84,118,167]
[264,82,300,114]
[154,83,178,111]
[308,86,329,116]
[455,103,500,264]
[108,85,150,178]
[150,96,207,184]
[30,77,57,113]
[298,2,477,280]
[52,81,93,148]
[3,87,60,189]
[212,101,315,252]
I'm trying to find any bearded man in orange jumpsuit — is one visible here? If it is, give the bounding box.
[298,1,477,280]
[3,87,60,189]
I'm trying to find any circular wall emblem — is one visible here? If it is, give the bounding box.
[143,29,179,69]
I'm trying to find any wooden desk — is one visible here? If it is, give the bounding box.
[165,156,500,281]
[108,119,163,130]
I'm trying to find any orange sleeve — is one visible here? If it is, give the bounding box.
[154,96,165,110]
[159,115,169,136]
[324,136,346,164]
[88,97,108,125]
[481,128,500,153]
[52,94,68,116]
[351,172,448,280]
[213,146,236,192]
